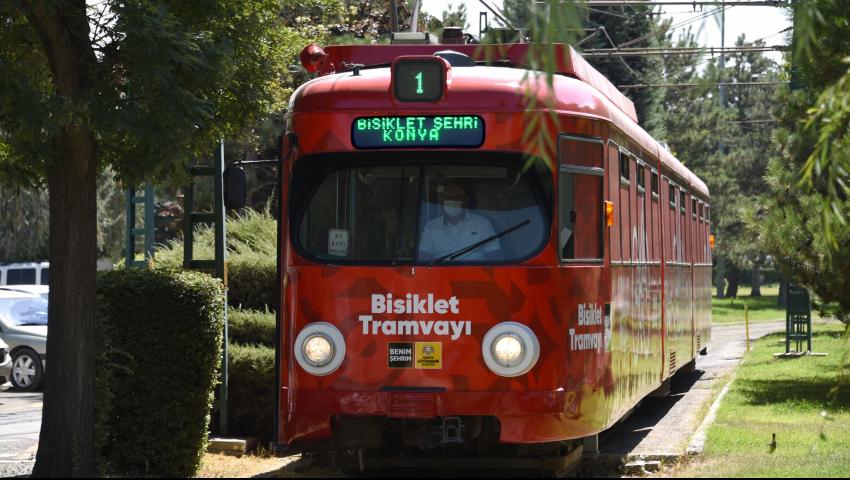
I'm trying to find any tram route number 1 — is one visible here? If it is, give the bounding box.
[415,71,424,95]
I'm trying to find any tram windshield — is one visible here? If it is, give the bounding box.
[296,159,550,265]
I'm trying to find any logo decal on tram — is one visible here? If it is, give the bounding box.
[569,302,613,352]
[359,293,472,340]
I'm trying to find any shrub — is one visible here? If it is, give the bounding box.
[229,308,275,347]
[227,256,277,310]
[228,343,275,439]
[96,268,224,477]
[154,208,278,310]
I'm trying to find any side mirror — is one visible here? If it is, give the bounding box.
[224,165,247,210]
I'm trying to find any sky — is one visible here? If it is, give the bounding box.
[419,1,792,64]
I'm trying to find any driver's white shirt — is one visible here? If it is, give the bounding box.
[418,211,500,260]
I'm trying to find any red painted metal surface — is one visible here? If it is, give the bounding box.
[277,43,712,450]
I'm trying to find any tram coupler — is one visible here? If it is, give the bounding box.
[441,416,463,444]
[582,434,599,459]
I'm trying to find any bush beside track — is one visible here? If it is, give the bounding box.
[155,209,278,440]
[96,268,225,477]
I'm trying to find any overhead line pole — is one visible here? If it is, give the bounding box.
[580,45,789,56]
[574,1,788,6]
[619,81,788,88]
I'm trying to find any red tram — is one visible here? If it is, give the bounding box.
[276,37,712,467]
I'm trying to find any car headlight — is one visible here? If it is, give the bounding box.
[482,322,539,377]
[492,334,524,367]
[294,322,345,376]
[303,334,333,367]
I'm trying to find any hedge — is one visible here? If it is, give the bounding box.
[229,308,275,347]
[227,343,275,439]
[153,208,278,311]
[96,268,224,477]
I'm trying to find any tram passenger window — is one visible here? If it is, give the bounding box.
[692,198,697,218]
[637,164,645,191]
[669,184,676,209]
[680,191,686,215]
[559,168,603,261]
[651,171,659,196]
[619,152,630,182]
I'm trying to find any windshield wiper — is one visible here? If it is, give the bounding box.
[430,219,531,266]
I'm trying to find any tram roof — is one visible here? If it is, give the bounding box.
[292,43,708,198]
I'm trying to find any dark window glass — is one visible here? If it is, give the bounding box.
[699,204,704,220]
[637,165,645,190]
[692,198,698,217]
[680,191,686,214]
[297,162,549,265]
[669,184,676,209]
[560,170,603,260]
[40,268,49,285]
[6,268,36,285]
[619,152,630,180]
[651,171,659,195]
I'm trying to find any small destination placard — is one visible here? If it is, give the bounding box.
[352,115,485,149]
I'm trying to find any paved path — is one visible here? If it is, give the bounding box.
[0,391,41,477]
[596,321,784,463]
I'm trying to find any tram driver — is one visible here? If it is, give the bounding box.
[418,181,504,262]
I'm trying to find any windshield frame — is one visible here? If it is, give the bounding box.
[290,151,553,267]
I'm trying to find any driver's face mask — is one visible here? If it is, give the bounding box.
[443,200,463,217]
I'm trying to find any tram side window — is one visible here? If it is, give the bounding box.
[651,171,659,196]
[619,151,630,182]
[559,169,603,261]
[559,135,604,262]
[637,164,646,191]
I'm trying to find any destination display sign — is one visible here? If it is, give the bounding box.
[352,115,485,149]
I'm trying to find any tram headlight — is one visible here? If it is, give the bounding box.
[303,334,334,367]
[482,322,540,377]
[294,323,345,376]
[492,334,524,367]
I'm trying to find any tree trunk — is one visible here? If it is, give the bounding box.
[778,280,789,308]
[725,268,740,298]
[714,256,726,299]
[751,263,762,297]
[27,1,98,476]
[33,127,98,478]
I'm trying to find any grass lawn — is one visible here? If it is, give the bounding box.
[712,284,837,325]
[712,285,785,325]
[671,321,850,477]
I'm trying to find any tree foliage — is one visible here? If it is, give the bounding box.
[578,6,668,138]
[0,0,294,475]
[757,0,850,320]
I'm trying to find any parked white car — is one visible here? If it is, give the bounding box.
[0,289,47,391]
[0,262,49,286]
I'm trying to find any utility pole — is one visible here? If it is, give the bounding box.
[390,0,400,33]
[714,6,726,298]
